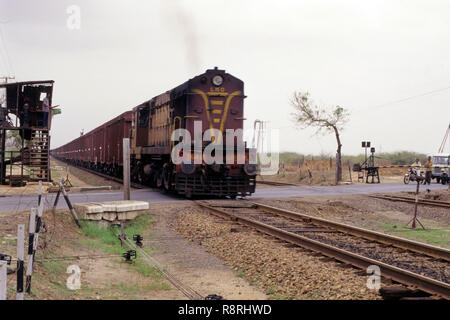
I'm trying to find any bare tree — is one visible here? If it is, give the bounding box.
[291,92,350,184]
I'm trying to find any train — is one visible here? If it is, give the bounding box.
[51,67,258,198]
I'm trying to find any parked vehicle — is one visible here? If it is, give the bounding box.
[431,153,449,184]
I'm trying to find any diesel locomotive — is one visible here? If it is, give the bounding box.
[51,68,257,198]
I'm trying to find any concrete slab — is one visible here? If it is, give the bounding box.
[85,212,103,221]
[117,210,146,221]
[73,202,104,219]
[102,212,118,222]
[101,200,149,212]
[74,200,149,222]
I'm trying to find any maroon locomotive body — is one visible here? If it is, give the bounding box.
[52,68,257,197]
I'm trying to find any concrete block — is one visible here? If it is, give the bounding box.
[85,213,103,221]
[76,200,148,221]
[117,210,143,221]
[74,202,104,219]
[114,201,149,212]
[102,212,118,222]
[100,201,149,212]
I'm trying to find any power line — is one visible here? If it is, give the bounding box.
[358,85,450,112]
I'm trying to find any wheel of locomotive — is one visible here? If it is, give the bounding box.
[163,173,170,191]
[436,177,441,184]
[442,174,448,185]
[162,167,172,192]
[131,163,139,183]
[156,170,163,189]
[137,165,145,184]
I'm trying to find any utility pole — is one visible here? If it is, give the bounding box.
[119,138,131,246]
[123,138,130,201]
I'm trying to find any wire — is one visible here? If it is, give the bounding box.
[9,254,123,263]
[358,85,450,111]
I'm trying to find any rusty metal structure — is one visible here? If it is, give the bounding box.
[52,68,257,198]
[0,80,54,185]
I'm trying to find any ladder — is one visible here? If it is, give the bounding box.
[27,129,51,181]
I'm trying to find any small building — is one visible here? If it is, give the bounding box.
[0,80,55,185]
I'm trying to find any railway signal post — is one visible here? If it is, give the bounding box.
[16,224,25,300]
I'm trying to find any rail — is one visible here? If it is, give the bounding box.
[369,195,450,209]
[196,201,450,299]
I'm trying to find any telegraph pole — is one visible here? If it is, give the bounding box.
[119,138,131,246]
[123,138,131,201]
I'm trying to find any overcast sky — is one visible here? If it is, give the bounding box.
[0,0,449,156]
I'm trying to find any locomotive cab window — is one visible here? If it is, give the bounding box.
[138,107,149,127]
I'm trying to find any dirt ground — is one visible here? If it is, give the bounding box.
[0,157,123,196]
[0,201,266,300]
[258,167,406,186]
[0,209,180,300]
[50,157,123,189]
[147,202,267,299]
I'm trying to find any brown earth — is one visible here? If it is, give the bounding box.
[0,157,123,196]
[258,166,406,186]
[0,201,267,300]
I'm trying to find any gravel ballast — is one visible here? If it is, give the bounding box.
[176,206,381,300]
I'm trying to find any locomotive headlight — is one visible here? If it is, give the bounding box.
[212,75,223,86]
[244,164,258,176]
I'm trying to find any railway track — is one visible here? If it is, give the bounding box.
[369,194,450,209]
[51,157,148,190]
[257,180,298,187]
[196,200,450,299]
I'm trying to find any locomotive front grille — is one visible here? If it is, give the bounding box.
[175,173,256,197]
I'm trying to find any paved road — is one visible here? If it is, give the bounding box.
[0,183,447,212]
[252,182,448,199]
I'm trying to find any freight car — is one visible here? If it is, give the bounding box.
[52,111,132,177]
[52,68,257,198]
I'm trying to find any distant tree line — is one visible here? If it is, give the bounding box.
[279,151,428,167]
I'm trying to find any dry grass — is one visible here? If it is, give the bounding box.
[263,160,407,185]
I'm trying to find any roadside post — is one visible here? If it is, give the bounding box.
[16,224,25,300]
[52,179,62,213]
[38,180,42,206]
[0,261,6,300]
[25,208,36,294]
[59,180,81,227]
[406,178,425,230]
